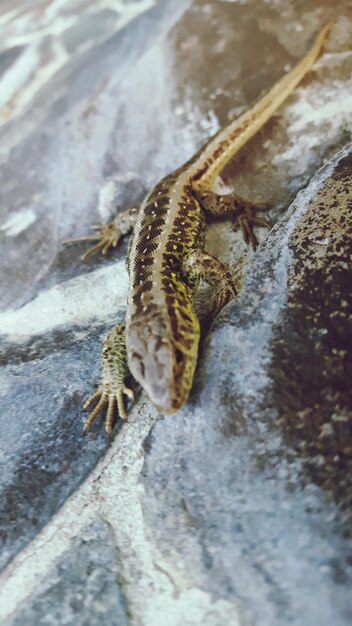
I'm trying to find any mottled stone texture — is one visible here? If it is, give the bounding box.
[270,151,352,510]
[0,327,111,572]
[4,518,128,626]
[140,146,352,626]
[0,0,352,625]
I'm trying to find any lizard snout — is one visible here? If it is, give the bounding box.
[126,312,198,414]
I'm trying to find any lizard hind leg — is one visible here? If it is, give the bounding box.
[83,323,135,435]
[193,188,272,251]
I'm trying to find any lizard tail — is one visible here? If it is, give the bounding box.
[191,21,333,190]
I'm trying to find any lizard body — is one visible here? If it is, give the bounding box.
[75,23,332,432]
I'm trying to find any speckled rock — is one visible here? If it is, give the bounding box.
[270,150,352,510]
[0,1,352,625]
[4,517,128,626]
[140,145,352,626]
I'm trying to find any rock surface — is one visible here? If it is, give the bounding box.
[0,1,351,625]
[5,517,129,626]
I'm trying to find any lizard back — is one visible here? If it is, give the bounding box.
[126,167,204,412]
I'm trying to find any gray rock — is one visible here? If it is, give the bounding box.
[0,1,351,625]
[141,144,352,626]
[4,517,128,626]
[0,325,111,572]
[0,0,189,572]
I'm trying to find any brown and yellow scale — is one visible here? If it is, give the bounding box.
[69,23,332,433]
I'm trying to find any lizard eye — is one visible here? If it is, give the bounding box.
[175,348,184,366]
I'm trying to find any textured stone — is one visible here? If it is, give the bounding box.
[0,326,111,572]
[0,0,189,573]
[270,150,352,510]
[0,1,351,625]
[140,145,352,626]
[4,517,128,626]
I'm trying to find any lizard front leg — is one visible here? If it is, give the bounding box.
[83,323,135,435]
[193,188,271,251]
[64,206,139,261]
[183,249,237,318]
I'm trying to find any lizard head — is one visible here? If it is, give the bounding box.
[127,306,200,414]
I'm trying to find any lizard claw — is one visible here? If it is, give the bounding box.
[64,223,122,262]
[63,207,138,261]
[232,214,258,250]
[232,202,272,251]
[83,385,134,435]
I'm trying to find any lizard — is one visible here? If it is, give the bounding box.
[68,22,332,434]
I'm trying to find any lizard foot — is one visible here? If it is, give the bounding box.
[64,222,122,262]
[83,385,134,435]
[232,203,272,251]
[193,189,272,251]
[63,206,139,261]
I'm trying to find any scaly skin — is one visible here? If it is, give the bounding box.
[72,23,332,433]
